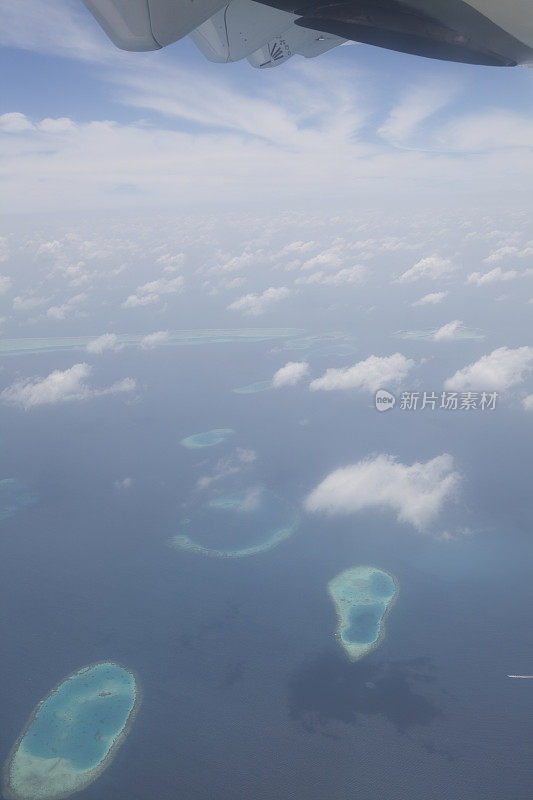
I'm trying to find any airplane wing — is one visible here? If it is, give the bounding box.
[82,0,533,69]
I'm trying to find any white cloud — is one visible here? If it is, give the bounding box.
[438,110,533,152]
[433,320,463,341]
[1,363,136,409]
[310,353,415,393]
[304,453,460,532]
[483,246,519,263]
[227,286,290,316]
[444,346,533,391]
[197,448,257,490]
[46,292,87,320]
[12,295,46,311]
[115,477,133,489]
[140,330,169,349]
[273,361,310,388]
[467,267,519,286]
[0,112,35,133]
[378,83,455,145]
[122,276,184,308]
[301,246,343,272]
[86,333,123,354]
[0,275,12,294]
[295,266,365,286]
[412,291,448,306]
[522,395,533,412]
[1,3,533,216]
[398,256,457,283]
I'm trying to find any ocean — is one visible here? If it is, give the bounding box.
[1,338,532,800]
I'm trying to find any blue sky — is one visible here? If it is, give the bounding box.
[1,0,533,214]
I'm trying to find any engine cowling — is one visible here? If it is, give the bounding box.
[82,0,228,50]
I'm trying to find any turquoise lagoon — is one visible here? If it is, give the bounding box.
[172,489,299,558]
[328,567,399,661]
[181,429,234,449]
[3,662,141,800]
[0,479,37,522]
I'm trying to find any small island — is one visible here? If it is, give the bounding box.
[328,566,399,661]
[2,662,141,800]
[180,428,234,448]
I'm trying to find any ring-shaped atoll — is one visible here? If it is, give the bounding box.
[328,566,399,661]
[171,488,299,558]
[2,662,142,800]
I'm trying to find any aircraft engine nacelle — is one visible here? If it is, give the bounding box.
[82,0,228,50]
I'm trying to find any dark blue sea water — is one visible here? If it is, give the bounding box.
[1,340,532,800]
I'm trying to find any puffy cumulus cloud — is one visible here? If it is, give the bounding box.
[1,363,136,410]
[217,250,260,274]
[86,333,123,354]
[46,292,87,320]
[275,241,315,259]
[0,112,35,133]
[227,286,290,316]
[273,361,310,388]
[0,275,12,294]
[304,453,461,532]
[156,252,185,273]
[122,276,184,308]
[483,246,519,263]
[140,330,169,349]
[310,353,415,393]
[522,395,533,412]
[467,267,519,286]
[433,320,463,341]
[398,256,457,283]
[301,245,344,272]
[412,291,448,306]
[444,346,533,392]
[295,266,366,286]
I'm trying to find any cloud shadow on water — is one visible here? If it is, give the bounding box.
[288,651,441,734]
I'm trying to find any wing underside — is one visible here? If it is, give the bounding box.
[81,0,533,68]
